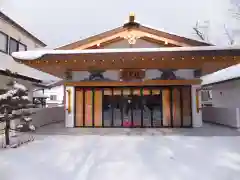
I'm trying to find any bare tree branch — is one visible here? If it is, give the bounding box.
[193,21,210,42]
[193,22,205,40]
[224,24,235,45]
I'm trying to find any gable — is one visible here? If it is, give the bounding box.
[56,14,211,50]
[103,38,161,49]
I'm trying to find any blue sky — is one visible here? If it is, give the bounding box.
[0,0,238,47]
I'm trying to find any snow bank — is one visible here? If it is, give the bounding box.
[12,45,240,61]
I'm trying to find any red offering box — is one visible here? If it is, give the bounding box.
[123,120,132,127]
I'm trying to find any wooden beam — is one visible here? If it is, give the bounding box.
[73,29,190,49]
[19,55,240,78]
[64,79,201,87]
[140,36,179,47]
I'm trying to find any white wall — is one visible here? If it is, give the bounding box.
[31,107,65,128]
[72,69,195,81]
[65,86,75,127]
[191,85,202,127]
[202,107,240,128]
[0,16,60,82]
[211,80,240,108]
[0,17,43,50]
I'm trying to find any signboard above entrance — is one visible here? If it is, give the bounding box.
[120,69,145,81]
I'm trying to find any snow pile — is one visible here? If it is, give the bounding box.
[21,96,29,100]
[0,89,18,100]
[12,96,20,100]
[29,124,35,131]
[13,82,27,91]
[16,124,23,129]
[12,50,47,60]
[23,117,32,122]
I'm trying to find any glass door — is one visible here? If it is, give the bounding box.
[132,89,141,127]
[151,89,162,127]
[142,88,151,127]
[122,88,132,127]
[113,89,122,127]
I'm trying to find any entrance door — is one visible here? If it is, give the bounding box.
[121,88,163,128]
[75,86,192,128]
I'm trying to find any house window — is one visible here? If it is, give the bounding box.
[194,69,202,78]
[201,90,212,101]
[0,31,8,53]
[18,43,27,51]
[9,38,18,54]
[9,37,27,54]
[50,95,57,101]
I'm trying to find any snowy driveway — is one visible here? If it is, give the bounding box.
[1,125,240,180]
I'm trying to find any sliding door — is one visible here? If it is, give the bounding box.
[74,86,192,128]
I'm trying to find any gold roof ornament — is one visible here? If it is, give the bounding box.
[129,12,135,23]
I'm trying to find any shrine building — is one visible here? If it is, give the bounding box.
[12,13,240,128]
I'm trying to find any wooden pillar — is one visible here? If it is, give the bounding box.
[162,89,170,126]
[172,88,181,127]
[75,89,83,126]
[94,89,102,126]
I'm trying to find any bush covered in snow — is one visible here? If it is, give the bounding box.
[0,79,36,145]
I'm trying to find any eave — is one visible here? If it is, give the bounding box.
[12,46,240,78]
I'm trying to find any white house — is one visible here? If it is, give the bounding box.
[201,63,240,128]
[0,11,63,138]
[0,11,61,98]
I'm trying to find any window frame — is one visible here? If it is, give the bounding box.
[9,37,27,54]
[18,42,27,51]
[50,95,57,101]
[0,31,9,53]
[9,37,19,54]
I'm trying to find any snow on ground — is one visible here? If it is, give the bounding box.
[1,124,240,180]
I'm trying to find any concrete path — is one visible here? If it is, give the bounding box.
[1,123,240,180]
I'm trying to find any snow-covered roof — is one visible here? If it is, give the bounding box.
[33,91,49,98]
[201,63,240,86]
[12,45,240,61]
[0,52,61,82]
[46,80,64,88]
